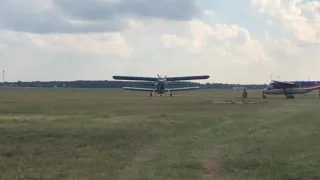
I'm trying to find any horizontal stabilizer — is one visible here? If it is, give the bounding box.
[113,76,157,81]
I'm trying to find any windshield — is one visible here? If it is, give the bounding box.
[267,84,274,90]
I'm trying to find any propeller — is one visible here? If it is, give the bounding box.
[156,74,167,82]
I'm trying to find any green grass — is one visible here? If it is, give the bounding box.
[0,87,319,180]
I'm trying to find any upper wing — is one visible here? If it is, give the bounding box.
[270,80,298,88]
[167,86,200,91]
[166,75,210,81]
[123,87,155,92]
[113,76,157,81]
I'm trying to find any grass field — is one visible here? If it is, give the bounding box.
[0,88,319,180]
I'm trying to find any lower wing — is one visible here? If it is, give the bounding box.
[167,86,200,91]
[123,87,155,92]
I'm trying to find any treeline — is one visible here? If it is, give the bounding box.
[1,80,267,89]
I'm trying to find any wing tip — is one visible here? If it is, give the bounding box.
[194,75,210,79]
[113,75,121,80]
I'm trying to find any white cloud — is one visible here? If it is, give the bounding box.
[166,20,273,68]
[250,0,320,80]
[250,0,319,43]
[187,21,255,51]
[161,34,188,47]
[115,19,275,84]
[0,16,284,83]
[204,9,214,19]
[0,43,6,50]
[28,32,133,56]
[0,0,319,84]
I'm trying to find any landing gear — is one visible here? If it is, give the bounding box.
[150,90,155,97]
[149,91,173,97]
[285,94,294,99]
[284,88,294,99]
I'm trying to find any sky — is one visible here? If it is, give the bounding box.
[0,0,319,84]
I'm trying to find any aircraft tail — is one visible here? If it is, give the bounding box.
[307,81,320,90]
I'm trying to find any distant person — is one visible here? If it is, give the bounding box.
[242,89,248,102]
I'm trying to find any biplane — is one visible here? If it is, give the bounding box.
[113,74,210,97]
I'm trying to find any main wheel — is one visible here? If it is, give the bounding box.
[286,95,294,99]
[149,92,152,97]
[170,92,172,97]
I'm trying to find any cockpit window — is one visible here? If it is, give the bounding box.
[267,85,273,90]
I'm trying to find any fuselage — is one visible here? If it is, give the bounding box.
[262,81,320,95]
[155,80,166,94]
